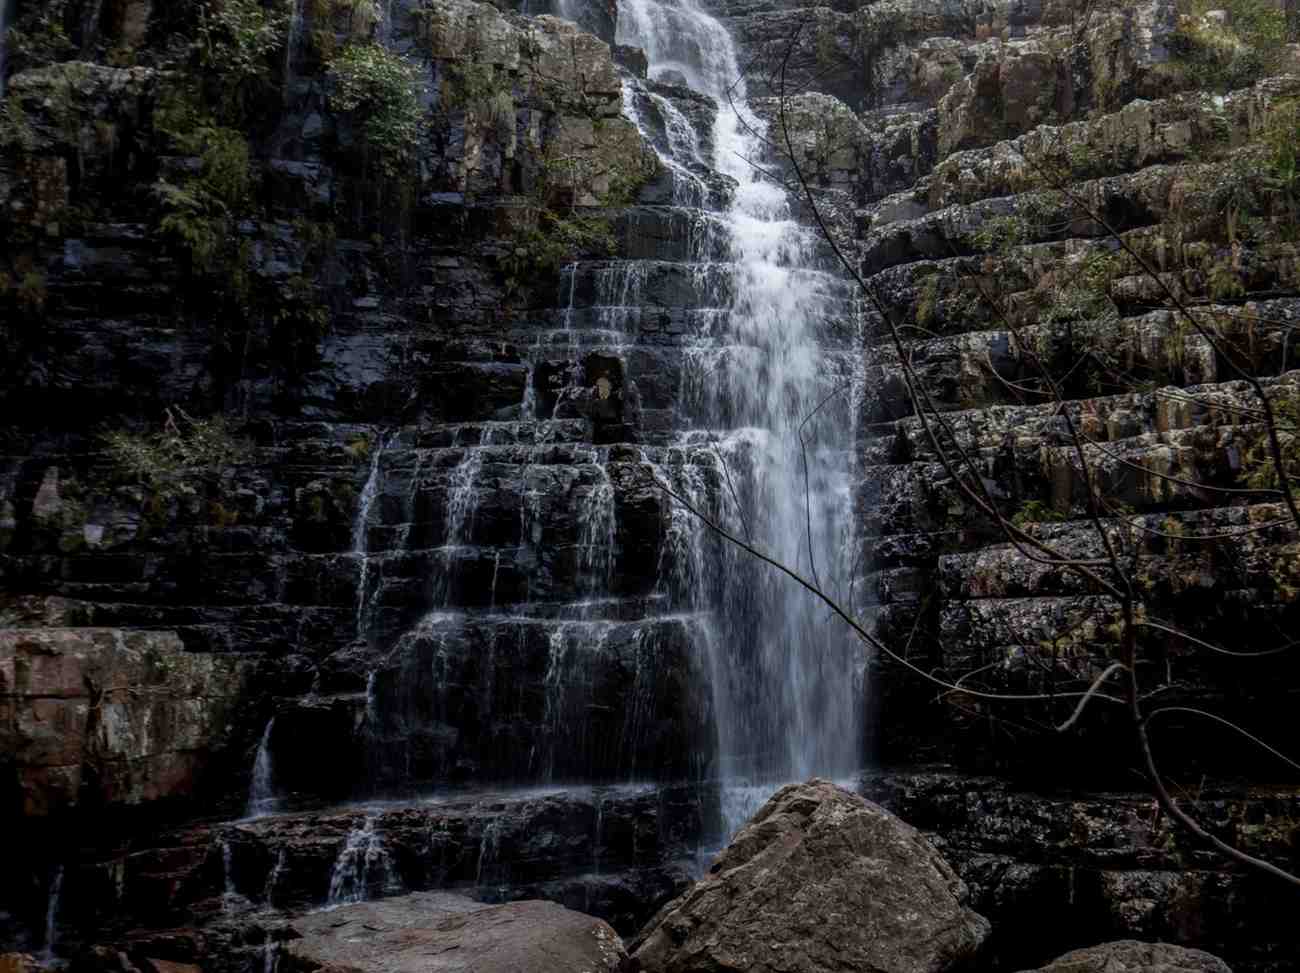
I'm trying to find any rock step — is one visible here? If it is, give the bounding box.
[880,371,1300,460]
[864,502,1294,573]
[859,159,1245,277]
[860,299,1300,422]
[908,76,1300,215]
[64,784,708,945]
[934,504,1300,600]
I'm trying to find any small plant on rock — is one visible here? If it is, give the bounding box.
[328,43,426,178]
[104,408,252,501]
[196,0,291,118]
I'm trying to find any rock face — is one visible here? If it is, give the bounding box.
[282,892,627,973]
[1018,941,1233,973]
[860,770,1300,973]
[629,779,990,973]
[0,628,245,816]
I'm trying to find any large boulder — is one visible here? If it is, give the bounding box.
[628,779,990,973]
[282,892,628,973]
[1017,941,1233,972]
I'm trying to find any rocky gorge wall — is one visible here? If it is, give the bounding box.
[1,0,1299,969]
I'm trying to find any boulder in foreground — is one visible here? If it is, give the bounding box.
[283,892,627,973]
[629,778,990,973]
[1017,940,1233,972]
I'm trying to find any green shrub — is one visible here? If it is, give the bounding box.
[196,0,291,116]
[1170,0,1290,91]
[1244,391,1300,490]
[104,409,252,500]
[1011,499,1067,527]
[5,1,76,70]
[153,121,252,273]
[328,43,426,178]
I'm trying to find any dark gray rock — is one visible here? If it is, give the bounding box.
[629,779,991,973]
[1017,941,1233,973]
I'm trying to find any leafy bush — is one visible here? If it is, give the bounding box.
[1170,0,1290,90]
[153,117,252,273]
[1244,391,1300,490]
[1011,499,1067,527]
[4,1,76,71]
[104,409,252,499]
[328,43,426,178]
[196,0,291,115]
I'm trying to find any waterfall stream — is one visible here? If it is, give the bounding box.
[282,0,305,98]
[246,717,276,818]
[327,816,398,906]
[0,0,16,96]
[42,866,63,962]
[354,436,388,639]
[616,0,862,831]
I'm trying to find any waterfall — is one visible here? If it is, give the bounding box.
[327,816,398,906]
[354,436,388,639]
[264,848,286,906]
[617,0,861,831]
[42,866,63,962]
[0,0,14,96]
[444,429,487,547]
[282,0,305,98]
[245,717,276,818]
[221,839,237,911]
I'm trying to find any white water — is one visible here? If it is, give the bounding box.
[264,848,287,905]
[245,717,276,818]
[354,437,387,638]
[0,0,14,97]
[617,0,861,835]
[326,816,398,906]
[221,839,238,912]
[42,866,63,962]
[282,0,305,98]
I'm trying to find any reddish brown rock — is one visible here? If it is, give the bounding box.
[0,628,245,816]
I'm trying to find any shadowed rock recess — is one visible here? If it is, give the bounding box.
[1,0,1298,969]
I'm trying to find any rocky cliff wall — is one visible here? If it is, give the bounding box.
[2,0,1299,969]
[726,0,1300,781]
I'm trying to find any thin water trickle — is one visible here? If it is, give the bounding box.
[221,839,237,912]
[246,717,276,818]
[475,816,505,888]
[42,866,63,962]
[264,848,286,906]
[445,428,488,548]
[0,0,15,97]
[354,436,388,639]
[283,0,304,98]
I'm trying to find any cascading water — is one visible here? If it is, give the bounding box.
[282,0,305,98]
[354,437,388,638]
[617,0,862,831]
[327,816,398,906]
[245,717,276,818]
[0,0,14,97]
[42,866,63,962]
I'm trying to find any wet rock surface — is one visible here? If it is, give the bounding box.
[281,892,627,973]
[629,779,991,973]
[860,770,1300,973]
[2,0,1300,968]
